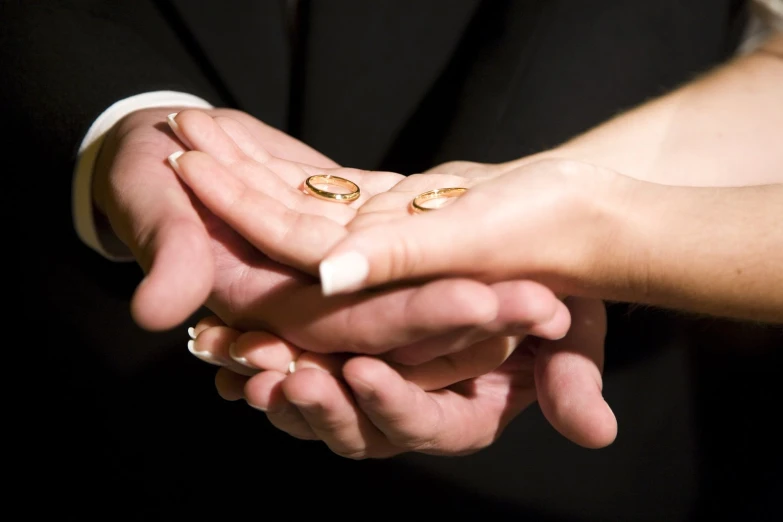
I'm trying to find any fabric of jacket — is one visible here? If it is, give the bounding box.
[3,1,780,520]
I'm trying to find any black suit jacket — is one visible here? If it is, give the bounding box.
[5,1,780,520]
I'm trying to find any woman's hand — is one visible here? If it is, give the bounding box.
[317,159,626,298]
[168,111,571,360]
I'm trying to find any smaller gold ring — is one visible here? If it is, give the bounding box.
[411,187,468,213]
[304,174,360,203]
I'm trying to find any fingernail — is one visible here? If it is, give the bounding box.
[168,150,184,173]
[187,326,197,339]
[229,342,257,369]
[187,339,225,367]
[288,360,296,374]
[319,251,369,296]
[166,113,194,149]
[245,399,267,412]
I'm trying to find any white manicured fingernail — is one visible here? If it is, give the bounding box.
[288,360,296,374]
[229,343,257,369]
[319,251,369,296]
[166,113,194,149]
[168,150,184,173]
[187,326,197,339]
[187,339,224,367]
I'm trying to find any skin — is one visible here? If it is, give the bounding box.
[166,111,615,456]
[319,34,783,322]
[94,108,569,358]
[173,34,783,457]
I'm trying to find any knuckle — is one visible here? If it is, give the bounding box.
[386,233,423,281]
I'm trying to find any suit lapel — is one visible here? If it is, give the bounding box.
[167,0,290,128]
[300,0,481,168]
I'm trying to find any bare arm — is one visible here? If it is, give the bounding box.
[318,34,783,323]
[530,34,783,187]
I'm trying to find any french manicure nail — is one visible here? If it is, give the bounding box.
[319,251,369,296]
[229,342,257,369]
[168,150,184,173]
[288,360,296,374]
[187,326,197,340]
[166,113,194,149]
[187,339,225,367]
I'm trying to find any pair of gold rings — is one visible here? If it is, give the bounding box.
[304,174,467,212]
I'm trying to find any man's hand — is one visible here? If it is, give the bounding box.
[190,297,616,456]
[93,106,338,330]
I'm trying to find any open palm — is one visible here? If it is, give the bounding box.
[173,111,614,455]
[171,111,568,362]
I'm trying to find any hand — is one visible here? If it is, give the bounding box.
[167,110,570,360]
[190,297,616,457]
[173,128,615,454]
[97,108,567,359]
[315,159,625,298]
[94,106,337,330]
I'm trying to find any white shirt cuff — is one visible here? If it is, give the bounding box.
[738,0,783,54]
[72,91,214,260]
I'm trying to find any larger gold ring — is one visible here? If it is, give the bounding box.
[304,174,360,203]
[411,187,468,213]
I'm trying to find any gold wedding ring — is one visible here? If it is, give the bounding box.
[304,174,360,203]
[411,187,468,213]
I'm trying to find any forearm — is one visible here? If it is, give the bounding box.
[600,179,783,322]
[535,34,783,187]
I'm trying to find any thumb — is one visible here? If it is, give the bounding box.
[97,108,216,331]
[534,297,617,449]
[318,202,485,296]
[130,214,214,331]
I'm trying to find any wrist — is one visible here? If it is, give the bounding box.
[578,173,669,304]
[539,161,644,300]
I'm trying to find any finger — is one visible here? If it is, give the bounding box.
[191,315,225,338]
[172,111,362,221]
[214,367,249,401]
[342,357,501,455]
[188,325,258,376]
[125,190,215,331]
[535,297,617,449]
[168,149,345,273]
[282,369,398,458]
[392,335,519,391]
[170,109,249,165]
[171,111,310,207]
[228,331,303,373]
[387,280,569,365]
[210,116,323,206]
[244,370,318,440]
[348,172,474,230]
[318,192,491,296]
[488,280,570,341]
[256,278,500,355]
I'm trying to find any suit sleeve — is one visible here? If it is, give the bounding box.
[0,1,226,238]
